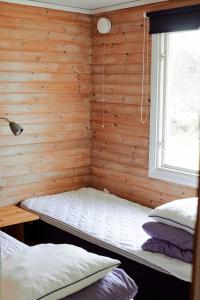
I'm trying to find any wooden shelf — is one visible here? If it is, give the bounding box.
[0,205,39,228]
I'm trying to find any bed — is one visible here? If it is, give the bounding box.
[21,187,192,300]
[0,230,138,300]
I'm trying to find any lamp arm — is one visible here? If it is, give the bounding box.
[0,117,10,123]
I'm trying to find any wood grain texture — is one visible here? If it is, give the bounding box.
[0,0,198,208]
[0,205,39,227]
[90,0,199,208]
[0,2,92,206]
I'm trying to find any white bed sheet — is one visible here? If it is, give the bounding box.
[21,187,192,282]
[0,230,28,258]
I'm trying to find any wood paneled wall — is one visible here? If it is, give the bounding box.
[91,0,199,207]
[0,2,92,206]
[0,1,198,208]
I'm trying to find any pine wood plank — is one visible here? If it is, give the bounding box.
[0,2,92,206]
[0,0,198,208]
[0,206,39,227]
[91,0,198,207]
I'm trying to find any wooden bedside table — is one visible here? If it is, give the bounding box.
[0,205,39,241]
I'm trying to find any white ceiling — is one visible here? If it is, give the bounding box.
[2,0,167,14]
[32,0,160,10]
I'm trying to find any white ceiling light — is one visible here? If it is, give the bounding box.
[97,18,112,34]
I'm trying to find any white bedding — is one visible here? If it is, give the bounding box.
[21,187,192,282]
[149,197,197,234]
[0,230,28,258]
[2,243,119,300]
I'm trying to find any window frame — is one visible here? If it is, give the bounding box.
[149,33,199,188]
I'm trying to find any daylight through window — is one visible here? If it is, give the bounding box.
[149,29,200,187]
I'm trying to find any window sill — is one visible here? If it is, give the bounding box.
[149,167,198,188]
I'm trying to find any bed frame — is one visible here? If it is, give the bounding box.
[25,220,191,300]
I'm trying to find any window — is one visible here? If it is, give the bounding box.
[149,30,200,187]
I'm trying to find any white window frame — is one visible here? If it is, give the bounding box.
[149,33,199,188]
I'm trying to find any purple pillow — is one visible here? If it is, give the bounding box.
[142,238,193,263]
[64,268,138,300]
[143,222,194,250]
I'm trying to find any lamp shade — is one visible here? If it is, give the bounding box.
[9,122,23,136]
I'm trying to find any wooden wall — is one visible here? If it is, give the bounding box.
[91,0,199,207]
[0,2,92,206]
[0,0,198,208]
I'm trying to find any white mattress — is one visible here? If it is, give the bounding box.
[0,230,28,258]
[21,187,192,282]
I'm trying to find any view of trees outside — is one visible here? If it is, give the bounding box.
[163,30,200,172]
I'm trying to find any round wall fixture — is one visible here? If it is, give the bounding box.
[97,17,112,34]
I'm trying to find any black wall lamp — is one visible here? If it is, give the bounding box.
[0,117,23,136]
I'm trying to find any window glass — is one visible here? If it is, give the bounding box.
[162,30,200,173]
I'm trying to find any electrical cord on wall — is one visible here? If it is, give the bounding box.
[141,13,149,124]
[102,34,106,128]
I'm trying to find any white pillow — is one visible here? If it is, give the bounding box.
[2,244,120,300]
[149,197,198,234]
